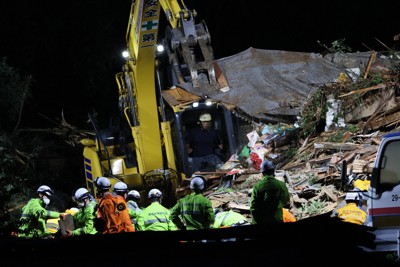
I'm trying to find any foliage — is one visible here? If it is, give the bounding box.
[326,124,359,142]
[0,57,32,133]
[300,88,328,137]
[282,147,297,159]
[0,58,84,235]
[299,199,328,219]
[317,38,352,53]
[0,134,33,230]
[298,63,397,139]
[215,187,235,193]
[307,174,319,185]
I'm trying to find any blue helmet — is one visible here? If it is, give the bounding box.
[260,160,275,174]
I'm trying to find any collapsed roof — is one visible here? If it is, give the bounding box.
[176,47,376,123]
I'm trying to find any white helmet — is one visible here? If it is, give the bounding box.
[199,113,212,122]
[37,185,53,197]
[345,192,359,201]
[128,190,140,200]
[113,181,128,193]
[94,177,111,191]
[190,176,205,191]
[74,188,90,202]
[148,188,162,199]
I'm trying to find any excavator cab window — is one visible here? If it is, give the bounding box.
[172,104,236,176]
[98,116,137,168]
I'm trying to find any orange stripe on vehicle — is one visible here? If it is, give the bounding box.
[369,206,400,216]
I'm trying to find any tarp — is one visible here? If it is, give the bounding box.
[178,47,373,123]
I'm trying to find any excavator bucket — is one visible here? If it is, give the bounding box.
[173,60,230,98]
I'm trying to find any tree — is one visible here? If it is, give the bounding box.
[0,57,32,134]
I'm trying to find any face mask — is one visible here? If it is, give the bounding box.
[77,201,85,208]
[42,196,50,206]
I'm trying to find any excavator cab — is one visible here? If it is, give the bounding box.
[166,100,239,177]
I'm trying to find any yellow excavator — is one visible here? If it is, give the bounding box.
[80,0,240,207]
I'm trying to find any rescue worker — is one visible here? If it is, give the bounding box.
[250,160,290,224]
[94,177,135,234]
[94,176,111,200]
[213,209,250,228]
[113,181,129,199]
[331,188,367,217]
[62,188,98,236]
[113,181,136,232]
[18,185,63,238]
[136,188,177,231]
[332,192,367,225]
[170,176,215,230]
[126,190,142,230]
[186,113,224,174]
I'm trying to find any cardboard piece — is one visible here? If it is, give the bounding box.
[59,214,75,236]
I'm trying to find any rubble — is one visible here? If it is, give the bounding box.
[179,48,400,223]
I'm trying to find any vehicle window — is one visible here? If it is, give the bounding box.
[380,141,400,185]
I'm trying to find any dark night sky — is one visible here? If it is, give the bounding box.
[1,0,399,129]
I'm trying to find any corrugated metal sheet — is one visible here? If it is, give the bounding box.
[174,47,374,123]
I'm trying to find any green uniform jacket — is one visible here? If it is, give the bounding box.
[170,192,215,230]
[250,175,290,224]
[18,198,60,238]
[137,202,177,231]
[213,210,249,228]
[127,200,142,230]
[72,201,98,236]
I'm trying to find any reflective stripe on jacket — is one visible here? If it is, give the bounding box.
[137,202,177,231]
[18,198,60,238]
[170,192,214,230]
[127,200,142,229]
[213,210,249,228]
[72,201,98,236]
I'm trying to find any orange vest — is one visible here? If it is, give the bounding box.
[96,194,135,234]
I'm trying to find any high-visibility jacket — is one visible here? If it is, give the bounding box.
[127,200,142,230]
[250,175,290,224]
[170,192,215,230]
[213,210,249,228]
[336,202,367,225]
[96,193,135,234]
[72,201,98,236]
[136,202,177,231]
[18,198,60,238]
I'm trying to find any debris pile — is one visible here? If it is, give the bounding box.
[181,48,400,222]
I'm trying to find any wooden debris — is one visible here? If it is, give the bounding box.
[338,82,394,98]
